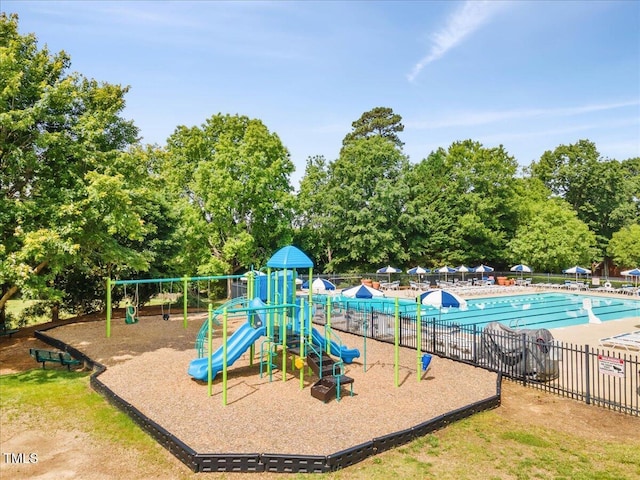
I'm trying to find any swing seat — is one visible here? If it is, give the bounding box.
[125,305,138,324]
[162,313,170,321]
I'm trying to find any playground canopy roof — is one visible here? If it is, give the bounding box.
[266,245,314,269]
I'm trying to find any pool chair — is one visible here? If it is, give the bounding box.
[599,330,640,351]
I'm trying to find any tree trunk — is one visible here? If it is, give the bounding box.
[51,303,59,322]
[0,260,49,309]
[0,285,6,327]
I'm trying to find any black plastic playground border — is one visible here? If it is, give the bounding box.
[34,325,501,474]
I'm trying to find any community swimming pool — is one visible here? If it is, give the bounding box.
[329,292,640,330]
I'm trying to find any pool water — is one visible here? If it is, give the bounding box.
[331,292,640,330]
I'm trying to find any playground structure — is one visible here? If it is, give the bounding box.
[106,245,442,405]
[186,245,362,404]
[105,246,364,404]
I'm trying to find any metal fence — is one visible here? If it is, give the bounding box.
[316,298,639,416]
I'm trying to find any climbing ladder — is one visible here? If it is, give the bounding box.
[306,344,354,403]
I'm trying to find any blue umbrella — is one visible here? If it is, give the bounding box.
[407,266,430,275]
[510,264,532,278]
[408,266,430,288]
[436,265,456,282]
[377,265,402,283]
[302,278,337,292]
[455,265,473,281]
[621,268,640,287]
[420,289,468,321]
[342,284,385,299]
[474,264,494,273]
[510,264,532,273]
[563,265,591,281]
[621,268,640,276]
[437,266,456,273]
[420,289,467,309]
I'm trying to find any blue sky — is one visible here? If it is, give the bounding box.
[5,1,640,186]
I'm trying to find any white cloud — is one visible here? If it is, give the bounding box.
[407,0,507,82]
[406,100,640,130]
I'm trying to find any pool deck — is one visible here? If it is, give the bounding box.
[548,316,640,347]
[381,286,640,351]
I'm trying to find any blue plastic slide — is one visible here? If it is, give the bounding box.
[188,321,266,381]
[311,327,360,364]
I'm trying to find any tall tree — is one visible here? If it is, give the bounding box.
[342,107,404,150]
[507,198,595,272]
[0,14,155,318]
[294,155,333,270]
[403,140,519,267]
[529,140,633,248]
[162,113,295,275]
[325,136,410,272]
[619,157,640,221]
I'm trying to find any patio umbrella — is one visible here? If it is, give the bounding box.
[240,271,266,281]
[436,265,456,282]
[474,264,494,273]
[407,266,430,287]
[474,264,494,281]
[563,265,591,281]
[621,268,640,287]
[377,265,402,283]
[341,284,385,299]
[419,289,468,322]
[407,266,430,275]
[302,278,337,293]
[510,264,532,278]
[455,265,473,281]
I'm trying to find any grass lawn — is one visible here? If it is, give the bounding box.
[1,369,639,479]
[4,299,75,328]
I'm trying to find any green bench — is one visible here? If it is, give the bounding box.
[29,348,82,371]
[0,324,18,338]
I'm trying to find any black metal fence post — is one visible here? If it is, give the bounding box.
[521,333,528,386]
[584,344,591,406]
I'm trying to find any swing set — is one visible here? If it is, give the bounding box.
[105,275,244,337]
[122,281,174,324]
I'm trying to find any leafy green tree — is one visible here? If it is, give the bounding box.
[294,155,334,270]
[507,193,597,272]
[403,140,519,268]
[619,157,640,221]
[342,106,404,150]
[529,140,634,248]
[608,224,640,268]
[0,14,158,319]
[324,136,410,272]
[161,113,295,275]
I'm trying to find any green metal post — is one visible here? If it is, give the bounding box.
[222,307,228,406]
[207,303,213,397]
[182,276,189,329]
[395,296,400,388]
[326,295,332,354]
[307,267,313,337]
[363,308,369,372]
[299,297,305,390]
[106,277,112,338]
[282,268,287,381]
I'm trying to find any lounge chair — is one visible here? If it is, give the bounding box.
[599,330,640,351]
